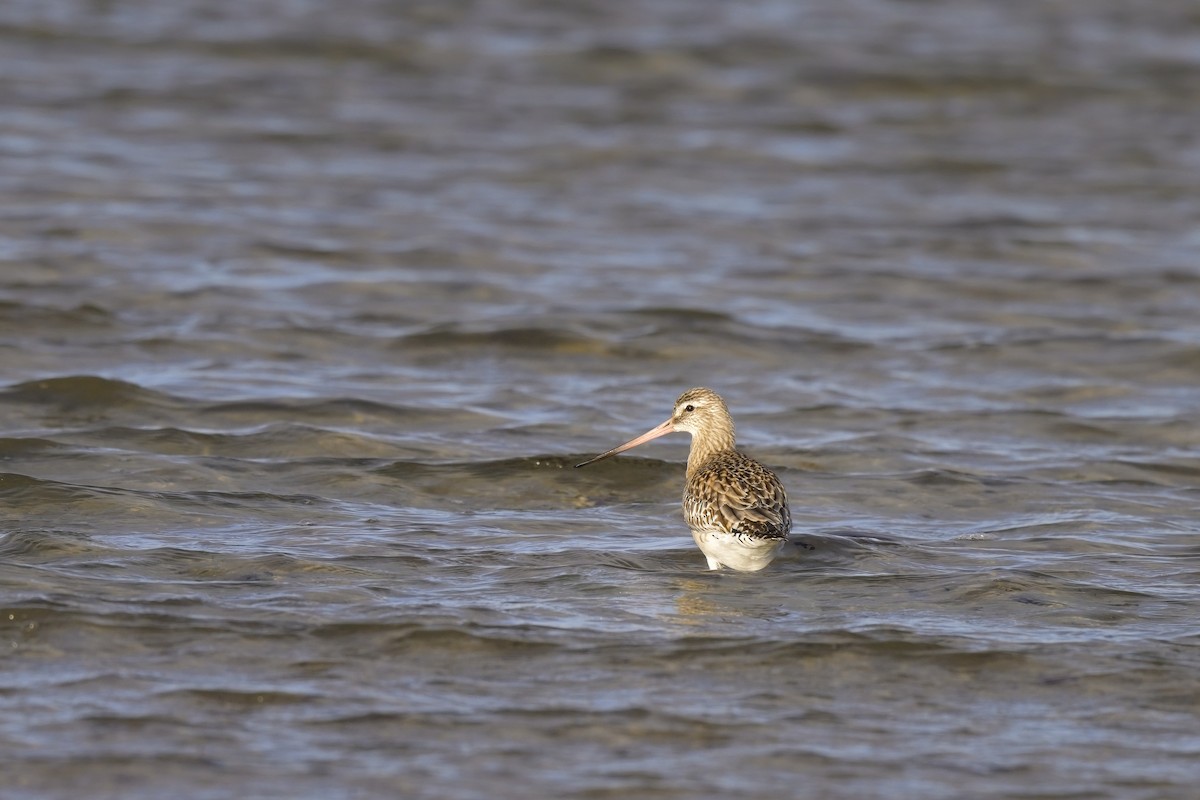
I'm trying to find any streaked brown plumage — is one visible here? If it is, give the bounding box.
[576,387,790,571]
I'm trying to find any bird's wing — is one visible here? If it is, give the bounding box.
[685,454,791,539]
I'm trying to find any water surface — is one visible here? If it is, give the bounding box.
[3,1,1200,798]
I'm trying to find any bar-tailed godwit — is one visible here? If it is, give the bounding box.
[576,387,790,572]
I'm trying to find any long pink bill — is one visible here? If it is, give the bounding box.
[575,418,674,468]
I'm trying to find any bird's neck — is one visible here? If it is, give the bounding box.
[685,429,736,478]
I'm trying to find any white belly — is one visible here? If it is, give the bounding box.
[691,529,785,572]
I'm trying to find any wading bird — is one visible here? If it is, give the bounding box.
[577,388,790,572]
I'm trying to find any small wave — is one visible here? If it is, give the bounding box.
[0,528,96,559]
[376,454,644,511]
[154,688,315,707]
[0,437,71,457]
[0,300,115,331]
[1,375,183,412]
[200,396,501,430]
[395,323,642,358]
[0,471,101,504]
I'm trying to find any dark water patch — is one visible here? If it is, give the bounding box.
[375,455,655,512]
[902,467,984,487]
[293,273,536,316]
[396,323,648,360]
[944,570,1156,619]
[141,548,368,584]
[1110,459,1200,484]
[0,376,189,431]
[200,396,502,431]
[786,528,904,562]
[585,629,1034,669]
[958,511,1143,542]
[0,470,338,533]
[0,471,110,506]
[621,306,735,327]
[59,423,406,460]
[0,299,115,332]
[5,754,235,800]
[0,528,97,559]
[154,687,315,708]
[1,375,181,410]
[252,238,360,259]
[967,532,1175,558]
[611,312,873,366]
[311,621,569,658]
[138,489,331,519]
[0,436,72,456]
[2,602,314,641]
[568,454,681,481]
[1022,415,1123,442]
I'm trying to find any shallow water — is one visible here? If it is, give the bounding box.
[4,1,1200,798]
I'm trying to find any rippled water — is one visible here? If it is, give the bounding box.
[4,1,1200,798]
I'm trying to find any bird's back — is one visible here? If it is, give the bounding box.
[682,449,791,541]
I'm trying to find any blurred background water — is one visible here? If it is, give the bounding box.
[3,1,1200,797]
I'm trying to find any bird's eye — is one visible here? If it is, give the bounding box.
[684,404,695,412]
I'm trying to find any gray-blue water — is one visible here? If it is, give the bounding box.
[4,1,1200,797]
